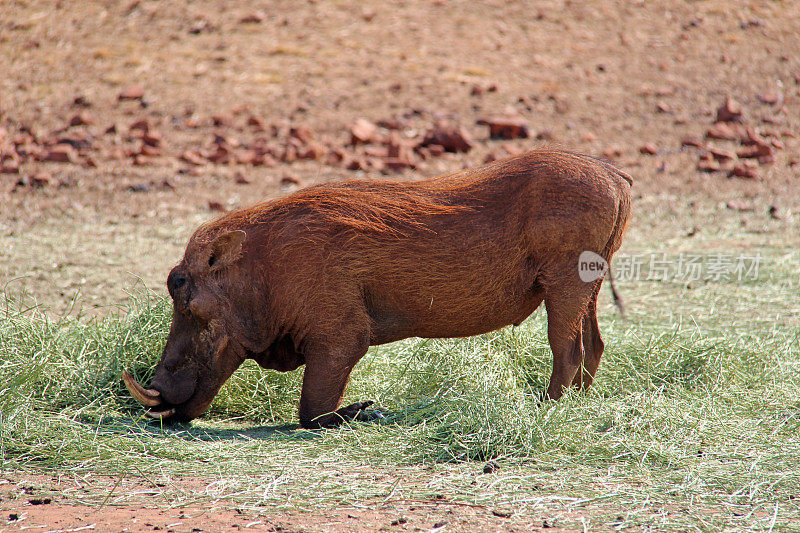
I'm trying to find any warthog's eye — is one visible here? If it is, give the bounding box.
[208,254,216,267]
[174,275,186,288]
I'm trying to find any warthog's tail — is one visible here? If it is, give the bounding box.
[606,268,625,318]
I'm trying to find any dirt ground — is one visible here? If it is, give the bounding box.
[2,0,799,530]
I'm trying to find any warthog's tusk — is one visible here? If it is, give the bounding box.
[122,370,162,407]
[145,408,176,420]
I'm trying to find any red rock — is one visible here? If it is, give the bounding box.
[69,112,94,127]
[139,144,162,157]
[246,114,267,131]
[350,118,378,144]
[280,143,298,163]
[239,11,265,23]
[715,96,743,122]
[420,122,473,153]
[602,146,622,159]
[129,118,151,133]
[280,175,300,187]
[362,145,387,158]
[477,116,529,140]
[29,171,53,187]
[234,171,252,184]
[426,144,446,157]
[729,162,758,179]
[483,152,499,163]
[42,144,78,163]
[639,143,658,155]
[132,154,149,166]
[706,122,744,140]
[737,143,773,159]
[581,132,597,142]
[779,129,796,139]
[180,150,206,166]
[298,142,326,160]
[726,199,755,210]
[697,155,720,172]
[326,148,352,167]
[655,101,671,113]
[757,91,781,105]
[211,114,233,127]
[770,139,785,150]
[236,149,259,165]
[208,200,226,211]
[257,154,278,167]
[503,143,522,155]
[118,85,145,100]
[680,135,704,148]
[708,147,736,161]
[142,130,162,147]
[290,125,315,144]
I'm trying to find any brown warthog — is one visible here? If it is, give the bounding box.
[124,149,632,428]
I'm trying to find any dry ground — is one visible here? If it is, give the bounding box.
[2,0,799,531]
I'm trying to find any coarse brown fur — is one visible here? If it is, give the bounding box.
[128,149,632,428]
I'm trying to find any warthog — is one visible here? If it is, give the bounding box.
[124,149,632,428]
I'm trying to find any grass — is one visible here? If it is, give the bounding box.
[1,202,799,530]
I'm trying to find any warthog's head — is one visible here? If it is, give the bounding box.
[124,228,263,422]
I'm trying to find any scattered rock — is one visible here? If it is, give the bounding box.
[768,205,780,219]
[729,161,759,179]
[726,200,755,211]
[736,143,773,159]
[239,11,265,23]
[350,118,379,144]
[420,122,473,152]
[697,154,720,172]
[42,144,79,163]
[290,124,315,144]
[179,150,206,166]
[706,122,744,140]
[246,114,267,131]
[491,509,513,518]
[477,116,530,139]
[639,143,658,155]
[69,112,94,127]
[118,85,145,100]
[715,96,743,122]
[234,171,251,184]
[208,200,226,211]
[680,135,704,148]
[757,91,781,105]
[708,147,736,161]
[390,517,407,526]
[602,146,622,159]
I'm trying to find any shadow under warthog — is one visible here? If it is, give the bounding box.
[82,415,323,442]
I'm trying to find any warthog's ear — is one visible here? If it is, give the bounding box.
[201,230,246,271]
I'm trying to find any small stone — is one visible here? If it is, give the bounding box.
[603,146,622,159]
[208,200,226,211]
[42,144,79,163]
[420,122,473,153]
[768,205,780,219]
[118,85,145,100]
[350,118,378,144]
[639,143,658,155]
[179,150,206,166]
[581,132,596,142]
[706,122,744,140]
[757,91,781,105]
[491,509,513,518]
[708,147,736,161]
[736,144,773,159]
[239,11,265,23]
[697,156,720,172]
[729,162,759,179]
[726,200,755,211]
[681,135,704,148]
[290,125,315,144]
[477,116,530,139]
[69,112,94,127]
[246,114,267,131]
[715,96,743,122]
[234,171,251,184]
